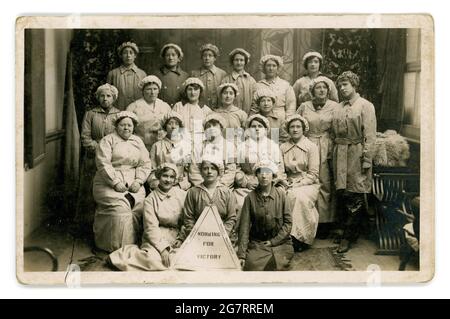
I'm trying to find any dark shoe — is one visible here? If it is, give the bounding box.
[299,242,311,252]
[337,239,350,253]
[317,223,331,239]
[292,237,303,252]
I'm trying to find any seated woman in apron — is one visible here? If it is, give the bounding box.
[93,111,152,252]
[108,163,187,271]
[237,159,294,271]
[280,114,320,252]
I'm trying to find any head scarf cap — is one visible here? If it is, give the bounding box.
[254,87,276,103]
[217,82,239,96]
[253,158,278,175]
[138,75,162,90]
[160,111,184,129]
[200,152,224,175]
[200,43,220,57]
[203,113,227,130]
[182,77,205,91]
[309,76,331,93]
[302,51,323,64]
[160,43,184,60]
[229,48,251,63]
[246,114,270,129]
[156,163,179,180]
[117,42,139,55]
[115,111,139,126]
[336,70,360,88]
[284,114,309,134]
[95,83,119,101]
[260,54,284,68]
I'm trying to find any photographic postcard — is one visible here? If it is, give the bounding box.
[15,14,434,285]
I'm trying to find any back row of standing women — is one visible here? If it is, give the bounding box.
[78,41,376,270]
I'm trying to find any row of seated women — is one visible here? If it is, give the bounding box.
[77,41,377,271]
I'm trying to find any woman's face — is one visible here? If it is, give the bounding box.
[313,82,329,100]
[249,120,267,140]
[165,118,180,136]
[256,168,273,187]
[143,83,159,103]
[258,97,274,114]
[186,85,201,103]
[338,80,356,100]
[306,57,321,74]
[202,50,216,68]
[117,117,134,140]
[232,53,246,72]
[98,91,115,109]
[121,47,136,66]
[264,60,279,78]
[288,120,304,140]
[159,169,176,192]
[204,121,222,139]
[221,87,235,106]
[201,162,219,184]
[164,48,180,68]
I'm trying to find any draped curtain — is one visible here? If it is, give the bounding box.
[378,29,407,131]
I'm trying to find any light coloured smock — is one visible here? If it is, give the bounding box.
[221,71,257,114]
[93,132,152,252]
[298,99,339,223]
[331,93,377,193]
[126,98,171,151]
[280,136,320,245]
[109,187,187,271]
[107,64,147,110]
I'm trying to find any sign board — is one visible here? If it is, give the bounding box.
[172,205,241,271]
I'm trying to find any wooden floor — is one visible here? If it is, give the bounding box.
[23,225,419,273]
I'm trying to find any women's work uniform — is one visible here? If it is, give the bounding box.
[93,132,152,252]
[238,186,294,271]
[281,136,320,245]
[109,187,187,271]
[298,99,339,223]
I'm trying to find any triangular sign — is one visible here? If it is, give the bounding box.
[172,205,241,271]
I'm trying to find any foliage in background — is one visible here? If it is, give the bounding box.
[71,29,131,126]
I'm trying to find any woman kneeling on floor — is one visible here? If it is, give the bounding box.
[237,159,294,271]
[108,163,187,270]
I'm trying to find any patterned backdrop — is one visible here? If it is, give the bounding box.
[322,29,378,103]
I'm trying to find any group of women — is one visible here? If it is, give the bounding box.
[77,41,377,271]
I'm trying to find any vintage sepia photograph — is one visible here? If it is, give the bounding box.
[16,14,434,285]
